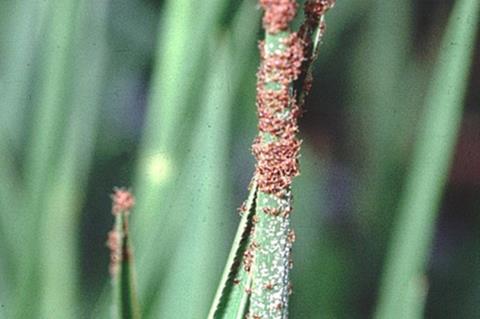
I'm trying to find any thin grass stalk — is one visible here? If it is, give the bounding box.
[374,0,480,318]
[208,181,258,319]
[108,189,141,319]
[248,1,335,318]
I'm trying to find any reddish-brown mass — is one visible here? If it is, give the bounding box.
[253,33,305,195]
[304,0,336,25]
[260,0,298,33]
[106,230,121,275]
[111,187,135,215]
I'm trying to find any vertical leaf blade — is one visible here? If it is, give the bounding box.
[208,182,257,319]
[146,39,235,318]
[37,0,109,317]
[374,1,480,318]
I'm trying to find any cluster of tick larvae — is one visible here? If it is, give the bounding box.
[253,0,335,198]
[106,188,135,276]
[245,1,335,318]
[252,5,304,197]
[247,1,305,318]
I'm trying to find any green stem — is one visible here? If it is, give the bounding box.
[250,191,293,318]
[109,190,141,319]
[248,2,335,317]
[118,216,141,319]
[248,17,297,319]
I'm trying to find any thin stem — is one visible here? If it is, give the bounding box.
[208,181,258,319]
[108,189,141,319]
[248,1,335,318]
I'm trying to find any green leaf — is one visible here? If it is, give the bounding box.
[132,1,260,315]
[348,0,415,236]
[0,0,49,148]
[37,0,109,317]
[145,39,236,318]
[208,182,258,319]
[374,1,480,318]
[14,0,80,317]
[132,0,228,252]
[402,275,428,319]
[0,132,21,308]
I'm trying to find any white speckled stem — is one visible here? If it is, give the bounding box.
[249,2,336,317]
[249,191,293,319]
[249,29,296,319]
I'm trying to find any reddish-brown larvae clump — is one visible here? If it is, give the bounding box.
[258,33,304,86]
[253,33,305,195]
[253,137,301,194]
[260,0,298,33]
[304,0,336,25]
[106,230,121,275]
[107,188,135,276]
[111,187,135,215]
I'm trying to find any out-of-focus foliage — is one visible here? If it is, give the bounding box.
[0,0,479,318]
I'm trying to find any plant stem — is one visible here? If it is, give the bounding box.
[249,1,334,318]
[108,189,141,319]
[249,29,298,319]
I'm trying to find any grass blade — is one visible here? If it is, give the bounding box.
[146,39,236,318]
[133,0,228,251]
[208,182,257,319]
[132,1,260,315]
[0,0,50,297]
[14,1,79,317]
[248,2,335,317]
[37,0,109,317]
[348,0,415,235]
[108,189,141,319]
[403,275,428,319]
[0,0,48,148]
[0,134,22,280]
[374,1,480,318]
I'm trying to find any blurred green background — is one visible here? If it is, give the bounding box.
[0,0,479,318]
